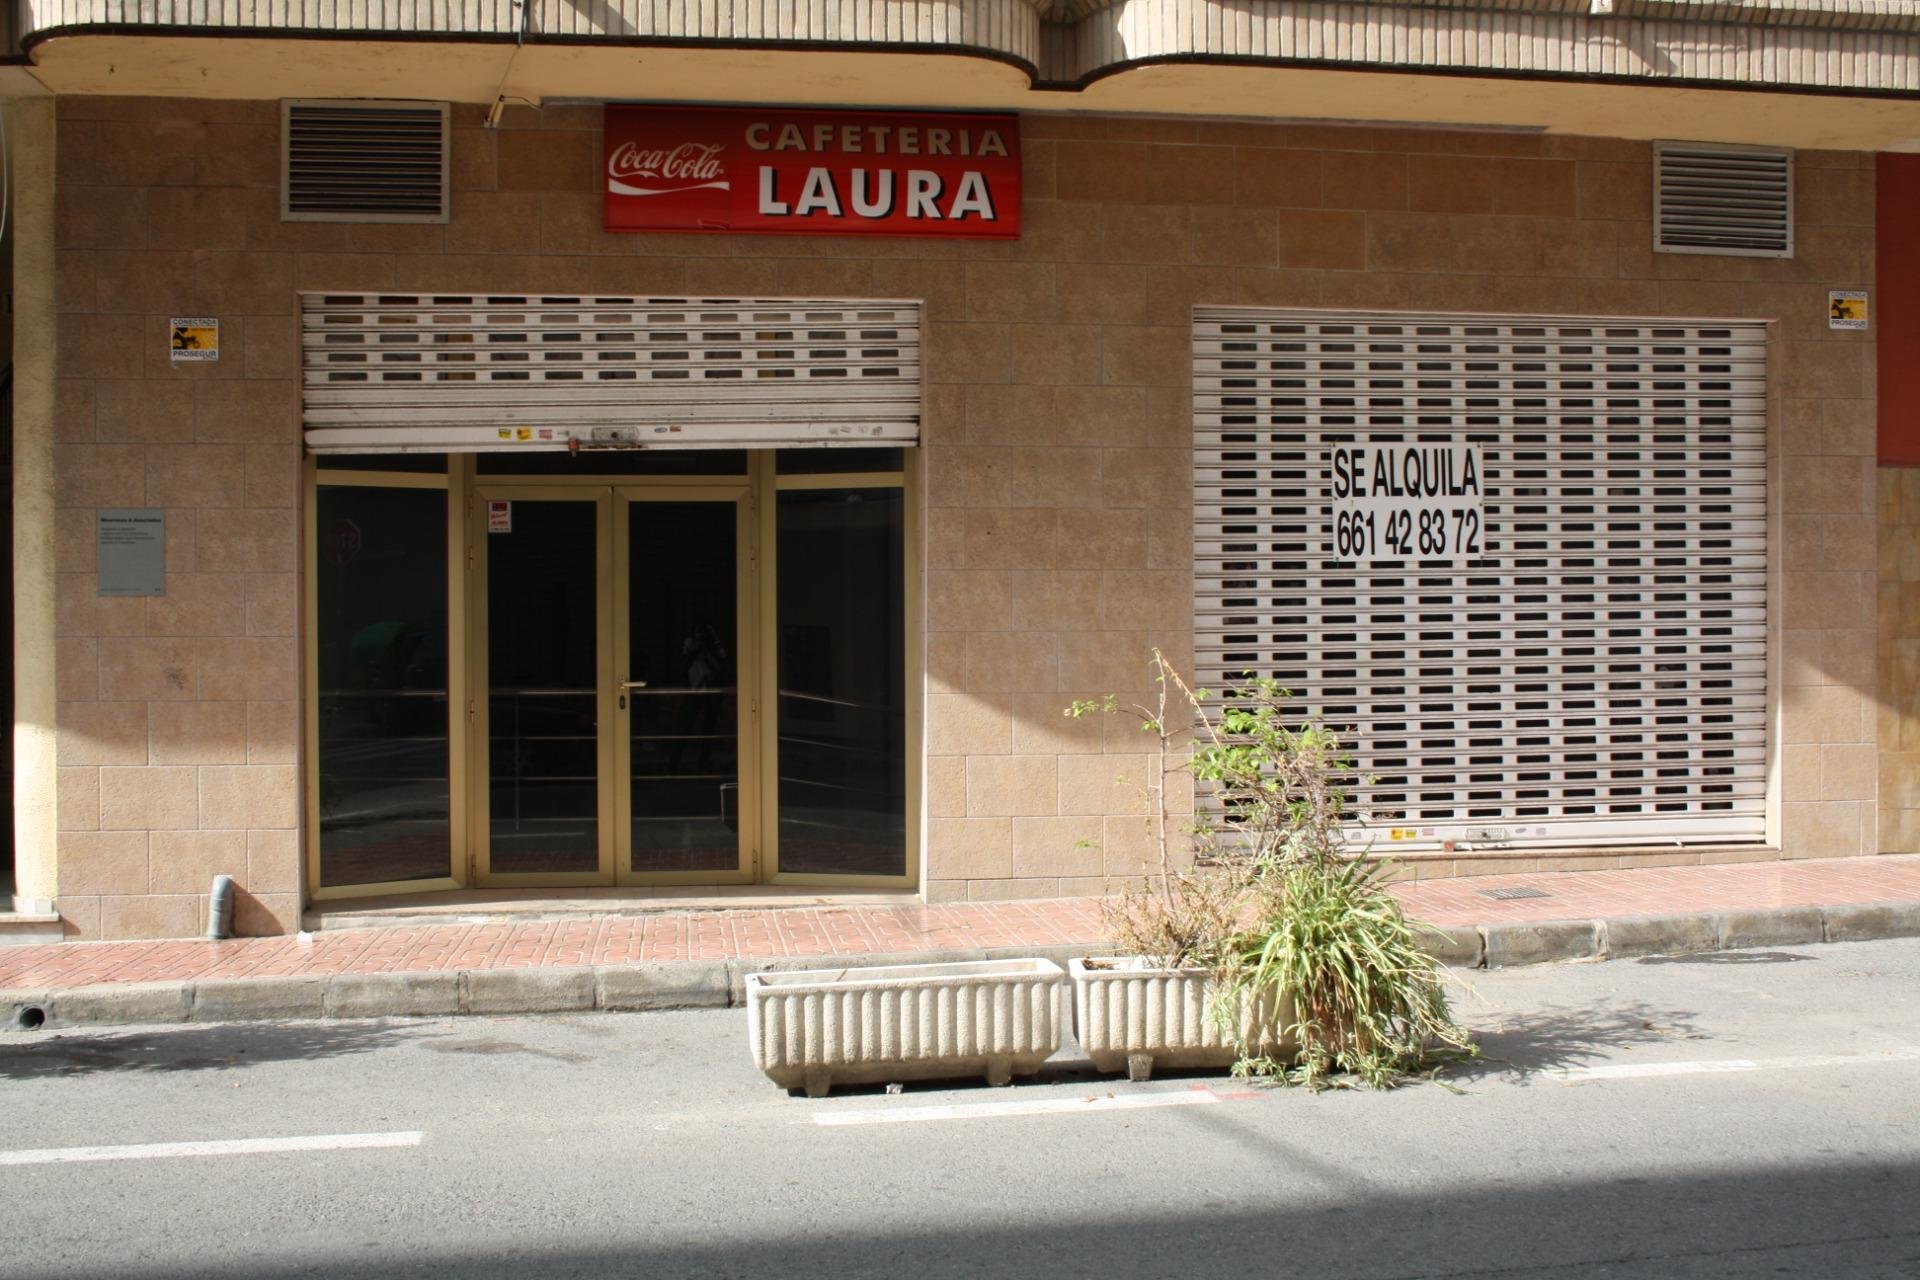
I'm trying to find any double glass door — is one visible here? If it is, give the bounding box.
[475,486,751,885]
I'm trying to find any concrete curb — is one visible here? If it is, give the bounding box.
[6,902,1920,1031]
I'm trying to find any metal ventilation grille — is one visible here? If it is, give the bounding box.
[302,294,922,452]
[1654,143,1793,258]
[1193,308,1769,852]
[284,101,449,223]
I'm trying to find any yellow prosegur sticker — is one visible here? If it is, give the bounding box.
[1388,827,1418,841]
[516,427,534,441]
[169,317,219,362]
[1829,291,1868,330]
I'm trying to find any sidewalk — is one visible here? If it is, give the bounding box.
[6,854,1920,1028]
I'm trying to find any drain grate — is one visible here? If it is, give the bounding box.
[1482,886,1552,901]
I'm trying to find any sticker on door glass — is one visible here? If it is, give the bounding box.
[487,500,512,534]
[1328,443,1483,564]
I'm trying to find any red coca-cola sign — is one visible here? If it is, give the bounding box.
[604,106,1020,239]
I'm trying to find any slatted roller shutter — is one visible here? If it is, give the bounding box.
[1193,309,1769,851]
[301,294,922,453]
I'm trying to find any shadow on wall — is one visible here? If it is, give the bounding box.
[1879,467,1920,854]
[47,1158,1920,1279]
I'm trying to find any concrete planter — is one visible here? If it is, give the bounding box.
[1070,957,1294,1081]
[745,958,1066,1097]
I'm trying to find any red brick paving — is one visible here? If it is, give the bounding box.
[3,855,1918,992]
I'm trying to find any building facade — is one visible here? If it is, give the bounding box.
[3,0,1918,939]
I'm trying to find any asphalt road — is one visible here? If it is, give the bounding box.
[2,938,1919,1280]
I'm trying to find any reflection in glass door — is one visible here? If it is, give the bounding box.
[618,497,747,880]
[482,495,606,878]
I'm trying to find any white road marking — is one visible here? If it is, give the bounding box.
[812,1090,1225,1126]
[1559,1047,1920,1082]
[0,1131,424,1167]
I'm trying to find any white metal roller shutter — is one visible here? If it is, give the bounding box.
[1193,308,1769,852]
[301,293,921,453]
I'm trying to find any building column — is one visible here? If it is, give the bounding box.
[10,95,56,914]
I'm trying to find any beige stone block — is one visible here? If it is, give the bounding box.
[1057,631,1151,692]
[1783,685,1864,744]
[196,508,295,572]
[967,877,1061,902]
[1010,323,1104,389]
[99,766,199,831]
[927,570,1012,633]
[95,380,196,445]
[1784,455,1873,516]
[927,756,967,819]
[56,507,97,573]
[57,636,101,703]
[1782,801,1864,857]
[197,637,297,702]
[58,895,103,941]
[966,261,1056,324]
[963,383,1057,447]
[924,322,1010,386]
[98,894,202,941]
[1011,691,1110,755]
[1321,151,1408,211]
[1099,813,1163,876]
[58,830,149,895]
[1056,263,1150,326]
[244,444,300,509]
[246,573,298,637]
[925,693,1012,756]
[1574,160,1650,220]
[194,380,296,445]
[247,701,298,764]
[965,755,1059,818]
[98,636,200,701]
[1010,570,1105,632]
[1232,146,1322,207]
[926,632,966,694]
[1056,510,1148,570]
[1055,386,1147,449]
[145,445,247,508]
[1097,205,1193,266]
[233,890,300,937]
[1407,154,1495,213]
[145,573,248,637]
[58,572,145,639]
[1781,744,1822,803]
[149,701,250,766]
[963,631,1057,693]
[1822,743,1877,801]
[147,829,248,893]
[1190,206,1277,268]
[1880,753,1920,810]
[199,765,298,829]
[1060,875,1129,898]
[924,879,969,904]
[924,817,1013,880]
[1364,212,1452,273]
[1101,448,1185,510]
[58,701,149,766]
[58,767,101,832]
[241,314,301,381]
[56,314,145,381]
[1058,753,1153,817]
[1782,515,1823,571]
[1782,571,1872,633]
[1879,806,1920,854]
[246,828,301,894]
[1273,208,1367,270]
[1100,327,1187,389]
[1824,628,1876,690]
[56,443,146,507]
[964,508,1056,570]
[1098,570,1190,631]
[1006,448,1104,510]
[1012,815,1103,877]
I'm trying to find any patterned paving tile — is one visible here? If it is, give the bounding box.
[3,856,1918,990]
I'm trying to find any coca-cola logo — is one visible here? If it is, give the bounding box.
[607,141,730,197]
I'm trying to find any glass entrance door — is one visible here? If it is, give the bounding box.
[473,485,750,886]
[614,492,752,884]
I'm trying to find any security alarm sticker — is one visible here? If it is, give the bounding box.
[1328,443,1484,564]
[170,317,219,362]
[488,501,512,534]
[1829,291,1868,330]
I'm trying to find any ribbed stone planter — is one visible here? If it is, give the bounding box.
[746,958,1066,1097]
[1070,957,1293,1082]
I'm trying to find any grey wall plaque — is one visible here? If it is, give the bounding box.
[97,509,166,597]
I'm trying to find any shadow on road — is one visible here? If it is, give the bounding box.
[1450,999,1708,1084]
[0,1022,411,1080]
[43,1159,1920,1279]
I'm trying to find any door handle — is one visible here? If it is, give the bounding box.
[618,678,646,712]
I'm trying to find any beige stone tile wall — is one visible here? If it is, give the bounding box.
[46,99,1880,933]
[1877,468,1920,851]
